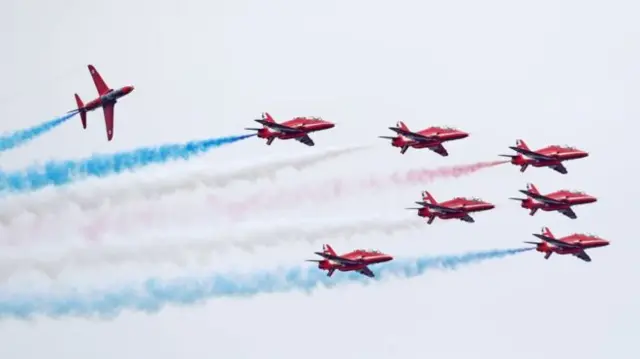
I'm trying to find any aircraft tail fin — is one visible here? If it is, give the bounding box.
[526,183,540,195]
[261,112,275,124]
[396,121,409,131]
[322,244,337,257]
[515,139,530,151]
[74,93,87,129]
[421,190,437,205]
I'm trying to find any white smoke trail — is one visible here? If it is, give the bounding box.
[0,216,423,280]
[0,144,369,224]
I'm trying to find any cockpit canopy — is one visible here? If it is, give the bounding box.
[454,196,484,202]
[295,116,323,121]
[560,189,585,194]
[359,249,382,254]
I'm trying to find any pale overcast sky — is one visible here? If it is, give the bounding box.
[1,0,639,358]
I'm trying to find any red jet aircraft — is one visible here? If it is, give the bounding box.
[406,190,495,224]
[379,121,469,156]
[244,112,335,146]
[69,65,134,141]
[499,139,588,174]
[306,244,393,278]
[524,227,610,262]
[509,183,597,219]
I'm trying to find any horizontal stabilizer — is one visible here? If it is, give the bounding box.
[418,201,461,213]
[523,241,541,245]
[305,259,322,263]
[532,234,582,248]
[389,127,436,142]
[519,190,565,204]
[509,146,554,160]
[245,127,262,131]
[314,251,360,265]
[379,136,396,140]
[509,197,526,201]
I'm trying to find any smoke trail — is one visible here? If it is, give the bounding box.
[0,217,423,279]
[6,159,502,234]
[217,160,507,217]
[0,134,255,196]
[0,112,76,153]
[0,160,503,238]
[0,247,531,320]
[0,145,369,222]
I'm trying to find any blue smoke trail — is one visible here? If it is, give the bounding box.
[0,112,77,153]
[0,247,532,320]
[0,133,255,195]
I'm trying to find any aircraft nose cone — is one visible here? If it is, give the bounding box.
[325,122,335,128]
[457,130,469,138]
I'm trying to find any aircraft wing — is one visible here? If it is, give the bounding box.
[256,120,305,134]
[509,146,555,161]
[416,201,464,214]
[428,144,449,157]
[357,266,375,278]
[574,250,592,262]
[519,190,565,205]
[88,65,111,95]
[550,164,568,174]
[559,207,577,219]
[102,103,115,141]
[389,127,438,142]
[533,234,582,249]
[295,135,315,146]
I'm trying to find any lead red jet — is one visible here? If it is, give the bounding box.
[244,112,335,147]
[306,244,393,278]
[509,183,597,219]
[524,226,610,262]
[499,139,588,174]
[406,190,495,224]
[69,65,134,141]
[379,121,468,156]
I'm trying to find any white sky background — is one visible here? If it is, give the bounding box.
[1,0,639,358]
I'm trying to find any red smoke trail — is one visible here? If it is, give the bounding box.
[214,160,507,218]
[70,160,506,239]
